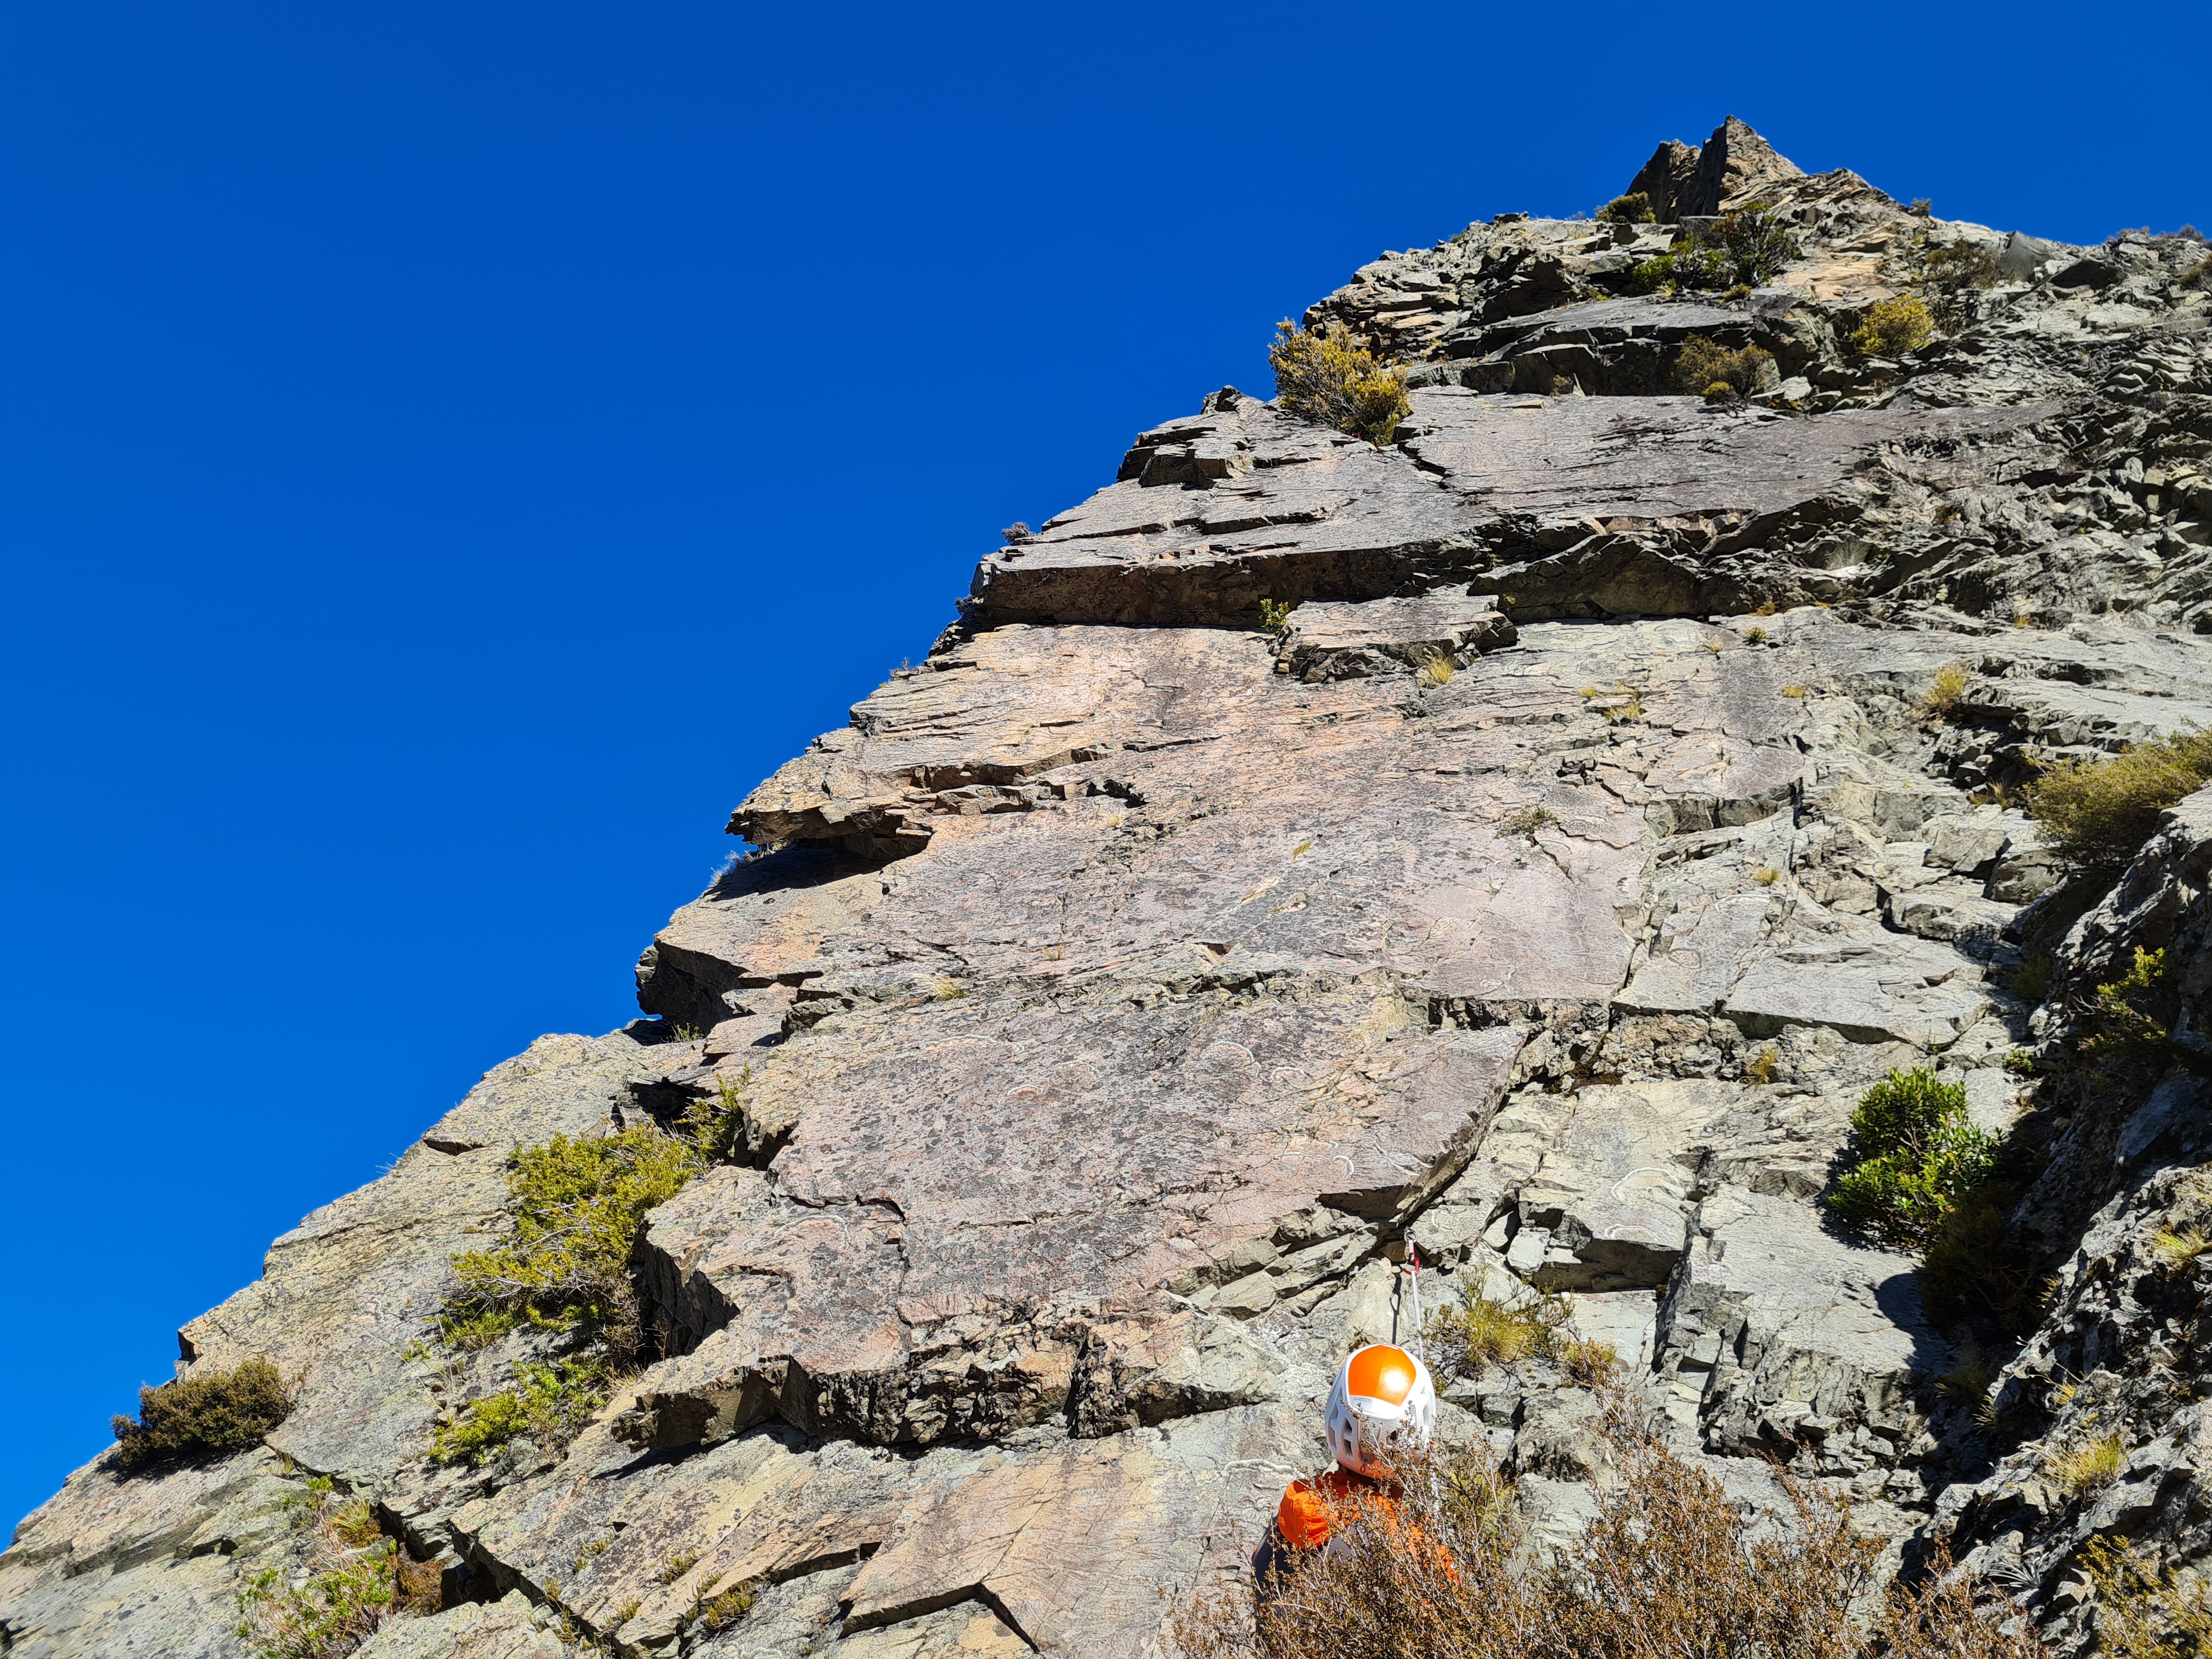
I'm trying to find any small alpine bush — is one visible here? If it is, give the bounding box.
[1674,335,1774,397]
[1626,206,1799,296]
[2027,727,2212,873]
[1427,1280,1568,1374]
[1268,321,1410,445]
[234,1476,437,1659]
[429,1356,611,1467]
[1595,192,1648,223]
[114,1356,291,1471]
[1828,1069,1997,1249]
[1852,295,1934,356]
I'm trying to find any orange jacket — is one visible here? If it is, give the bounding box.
[1275,1468,1392,1549]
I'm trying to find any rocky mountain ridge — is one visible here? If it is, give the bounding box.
[7,118,2212,1658]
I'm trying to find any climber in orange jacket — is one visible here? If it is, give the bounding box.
[1252,1341,1438,1591]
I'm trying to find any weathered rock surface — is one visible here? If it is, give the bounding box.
[12,118,2212,1658]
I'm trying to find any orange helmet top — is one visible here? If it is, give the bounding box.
[1345,1344,1418,1406]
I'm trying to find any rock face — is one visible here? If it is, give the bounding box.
[9,119,2212,1658]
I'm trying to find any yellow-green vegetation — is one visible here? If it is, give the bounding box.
[2027,727,2212,872]
[1560,1339,1619,1387]
[2007,951,2053,1005]
[1923,663,1969,714]
[1594,191,1648,223]
[1495,804,1558,842]
[1780,684,1807,698]
[692,1584,757,1634]
[1599,684,1646,723]
[1745,1047,1781,1083]
[1417,656,1456,688]
[1428,1280,1569,1374]
[440,1126,707,1358]
[2152,1227,2211,1268]
[429,1087,747,1468]
[2180,252,2212,290]
[657,1550,701,1585]
[1259,597,1296,633]
[2047,1431,2126,1493]
[1852,294,1934,357]
[1827,1069,1997,1249]
[113,1356,291,1471]
[1745,626,1769,644]
[2083,947,2178,1077]
[1674,335,1774,397]
[430,1357,611,1467]
[2081,1534,2212,1658]
[1705,641,1724,655]
[1753,866,1781,887]
[1268,320,1409,446]
[234,1477,438,1659]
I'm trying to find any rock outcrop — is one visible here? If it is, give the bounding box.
[9,117,2212,1658]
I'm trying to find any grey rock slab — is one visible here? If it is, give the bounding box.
[1401,393,2053,524]
[0,1449,293,1659]
[1277,592,1515,681]
[1656,1185,1942,1469]
[353,1595,562,1659]
[1516,1080,1747,1290]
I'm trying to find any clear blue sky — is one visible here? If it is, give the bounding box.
[3,2,2205,1531]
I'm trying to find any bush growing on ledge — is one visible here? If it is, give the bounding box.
[440,1126,706,1361]
[1267,321,1409,445]
[114,1356,291,1471]
[1852,295,1934,357]
[1595,191,1648,223]
[1675,335,1774,398]
[2027,727,2212,873]
[429,1357,612,1467]
[1827,1069,1996,1249]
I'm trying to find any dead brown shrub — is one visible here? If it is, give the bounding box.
[1166,1393,2037,1659]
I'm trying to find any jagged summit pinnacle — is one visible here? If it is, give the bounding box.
[1627,115,1807,221]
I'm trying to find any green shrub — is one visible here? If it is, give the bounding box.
[1917,1186,2046,1334]
[1702,206,1801,286]
[430,1357,610,1466]
[441,1125,709,1358]
[2083,947,2177,1075]
[1595,192,1648,224]
[1828,1070,1997,1249]
[114,1356,291,1471]
[2179,252,2211,289]
[1259,597,1296,634]
[2027,727,2212,873]
[1674,336,1775,398]
[1852,295,1934,356]
[1268,321,1410,445]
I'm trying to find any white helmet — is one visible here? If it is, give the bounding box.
[1325,1344,1437,1476]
